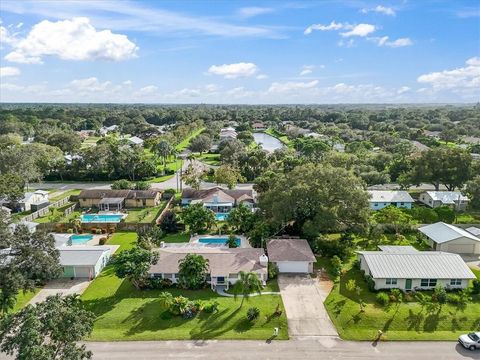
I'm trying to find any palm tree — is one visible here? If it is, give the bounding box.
[234,271,263,306]
[69,214,81,233]
[156,140,173,174]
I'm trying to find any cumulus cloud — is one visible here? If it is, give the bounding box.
[0,66,20,77]
[370,36,413,47]
[304,22,375,37]
[300,65,315,76]
[207,62,258,78]
[340,24,376,37]
[397,86,410,94]
[256,74,268,79]
[268,80,319,93]
[417,57,480,91]
[361,5,396,16]
[70,77,112,92]
[237,7,274,18]
[4,17,138,64]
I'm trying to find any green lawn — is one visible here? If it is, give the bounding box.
[227,279,280,295]
[81,136,101,149]
[125,203,167,223]
[148,159,183,183]
[175,127,205,151]
[265,128,292,146]
[161,232,190,243]
[32,202,78,224]
[11,289,40,312]
[324,266,480,341]
[81,266,288,341]
[49,189,82,202]
[455,211,480,224]
[197,153,221,166]
[107,232,138,252]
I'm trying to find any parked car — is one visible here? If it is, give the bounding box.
[458,332,480,351]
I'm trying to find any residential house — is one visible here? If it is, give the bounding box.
[368,190,415,210]
[252,122,267,131]
[127,136,144,146]
[267,238,316,273]
[1,190,50,212]
[219,127,238,140]
[419,222,480,254]
[357,245,475,291]
[181,187,255,214]
[99,124,118,136]
[333,143,345,152]
[419,191,469,210]
[78,189,161,211]
[148,244,268,290]
[59,246,111,279]
[466,227,480,237]
[8,220,39,233]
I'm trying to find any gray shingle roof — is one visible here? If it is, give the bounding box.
[358,251,475,279]
[267,239,316,262]
[418,222,480,244]
[368,190,414,203]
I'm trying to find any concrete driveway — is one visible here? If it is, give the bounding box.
[28,279,91,305]
[278,274,337,338]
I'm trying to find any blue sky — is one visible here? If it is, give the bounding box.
[0,0,478,103]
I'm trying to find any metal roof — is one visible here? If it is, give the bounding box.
[368,190,414,203]
[58,246,110,266]
[418,222,480,244]
[377,245,419,253]
[424,191,469,203]
[466,227,480,236]
[358,251,476,279]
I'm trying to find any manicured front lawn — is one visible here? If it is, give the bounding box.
[107,232,138,251]
[12,288,40,312]
[125,203,167,223]
[81,267,288,341]
[197,153,221,166]
[161,232,190,243]
[227,279,280,295]
[324,267,480,340]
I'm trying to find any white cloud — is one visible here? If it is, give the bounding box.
[0,25,18,45]
[205,84,219,92]
[417,57,480,91]
[341,24,376,37]
[4,17,138,64]
[361,5,396,16]
[226,86,255,98]
[338,39,355,47]
[304,21,344,35]
[268,80,319,93]
[397,86,410,94]
[300,65,314,76]
[370,36,413,47]
[237,7,274,19]
[15,22,23,29]
[136,85,158,95]
[122,80,132,85]
[70,77,112,92]
[0,66,20,77]
[207,62,258,79]
[256,74,268,79]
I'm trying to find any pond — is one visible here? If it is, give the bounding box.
[252,132,284,152]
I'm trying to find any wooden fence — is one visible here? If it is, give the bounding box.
[22,196,71,222]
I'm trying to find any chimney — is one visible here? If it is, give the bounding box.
[259,254,268,267]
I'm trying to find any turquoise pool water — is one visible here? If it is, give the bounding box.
[215,213,229,221]
[81,214,124,223]
[70,234,93,244]
[198,237,240,247]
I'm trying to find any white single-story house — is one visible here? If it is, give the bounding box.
[128,136,144,146]
[181,187,255,214]
[99,124,118,136]
[418,191,469,211]
[466,227,480,237]
[8,220,39,233]
[252,122,267,131]
[368,190,415,210]
[148,244,267,290]
[418,222,480,254]
[266,238,316,273]
[58,246,111,279]
[219,127,238,140]
[0,190,49,212]
[358,246,476,291]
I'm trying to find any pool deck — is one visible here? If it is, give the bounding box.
[189,234,250,248]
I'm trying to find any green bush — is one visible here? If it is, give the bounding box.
[95,228,102,234]
[268,262,278,279]
[202,301,219,313]
[471,279,480,295]
[67,228,73,234]
[432,285,447,304]
[434,206,455,223]
[376,292,389,306]
[246,307,260,322]
[365,275,376,292]
[331,256,343,277]
[99,237,107,245]
[390,288,403,303]
[447,293,461,305]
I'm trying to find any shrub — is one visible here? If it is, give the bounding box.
[330,256,342,277]
[268,262,278,280]
[101,228,107,234]
[472,279,480,295]
[346,279,356,292]
[246,307,260,322]
[202,301,219,313]
[91,228,97,234]
[67,228,73,234]
[447,293,461,305]
[96,228,102,235]
[434,206,455,223]
[99,237,107,245]
[432,285,447,304]
[162,188,176,200]
[160,211,178,233]
[376,292,390,306]
[365,275,376,292]
[112,179,133,190]
[390,289,403,303]
[316,236,352,261]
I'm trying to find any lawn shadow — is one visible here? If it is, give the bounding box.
[189,306,243,339]
[423,310,446,332]
[406,309,424,332]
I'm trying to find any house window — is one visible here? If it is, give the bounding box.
[450,279,462,286]
[163,273,173,279]
[386,278,397,285]
[421,279,437,287]
[400,202,404,206]
[374,203,379,206]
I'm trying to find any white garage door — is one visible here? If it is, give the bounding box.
[74,266,93,278]
[446,244,475,254]
[277,261,309,273]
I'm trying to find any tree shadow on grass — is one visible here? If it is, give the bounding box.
[423,310,446,332]
[189,306,243,339]
[406,309,424,332]
[234,318,254,333]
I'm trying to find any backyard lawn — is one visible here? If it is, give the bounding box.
[49,189,82,202]
[324,265,480,341]
[125,203,167,223]
[106,232,138,251]
[161,232,190,243]
[12,289,40,312]
[81,266,288,341]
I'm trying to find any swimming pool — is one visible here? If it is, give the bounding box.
[80,214,124,223]
[198,237,240,247]
[215,213,229,221]
[70,234,93,245]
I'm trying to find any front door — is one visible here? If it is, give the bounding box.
[405,279,412,290]
[217,276,225,284]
